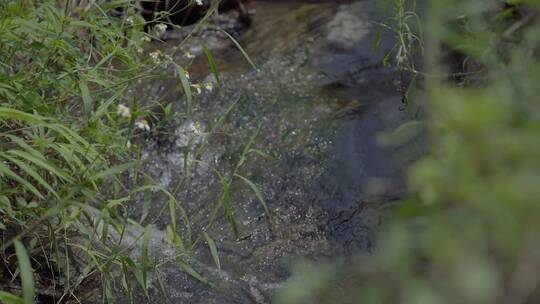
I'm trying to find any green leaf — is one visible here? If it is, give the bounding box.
[234,174,270,216]
[220,30,257,70]
[165,224,184,251]
[14,240,34,304]
[173,63,193,115]
[201,42,221,87]
[123,257,147,295]
[0,107,46,125]
[141,225,152,289]
[372,26,384,50]
[215,170,238,237]
[179,261,207,284]
[1,154,59,199]
[0,161,44,200]
[79,80,93,118]
[90,162,135,181]
[7,149,73,182]
[93,86,127,120]
[0,291,24,304]
[203,232,220,270]
[139,176,154,223]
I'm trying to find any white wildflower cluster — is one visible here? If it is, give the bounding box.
[204,82,214,92]
[155,23,167,34]
[191,83,201,95]
[149,49,174,66]
[126,17,134,26]
[190,82,214,95]
[149,50,162,64]
[117,104,131,118]
[189,121,203,135]
[135,119,151,131]
[183,51,196,60]
[116,104,151,132]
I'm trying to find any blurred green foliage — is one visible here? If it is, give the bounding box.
[277,1,540,303]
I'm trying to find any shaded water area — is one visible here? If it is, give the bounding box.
[121,1,421,302]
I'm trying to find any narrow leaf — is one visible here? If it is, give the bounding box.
[235,174,270,216]
[0,292,24,304]
[90,162,135,180]
[220,30,256,70]
[79,80,93,118]
[14,240,34,304]
[0,161,44,200]
[201,43,221,87]
[173,63,193,115]
[203,232,220,270]
[0,107,46,125]
[141,225,152,289]
[179,261,206,284]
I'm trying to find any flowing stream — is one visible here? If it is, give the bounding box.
[117,1,422,302]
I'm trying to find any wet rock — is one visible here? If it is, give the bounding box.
[140,0,253,27]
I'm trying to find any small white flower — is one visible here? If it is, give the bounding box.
[141,36,151,43]
[190,121,202,134]
[136,47,143,54]
[183,51,195,59]
[156,23,167,34]
[135,119,151,131]
[204,82,214,92]
[195,0,203,6]
[191,84,202,95]
[149,50,162,64]
[126,17,134,25]
[184,70,190,79]
[126,140,132,148]
[117,104,131,118]
[163,54,173,61]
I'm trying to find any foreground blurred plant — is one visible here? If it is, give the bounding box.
[277,1,540,303]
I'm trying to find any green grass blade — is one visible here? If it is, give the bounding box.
[0,160,45,200]
[220,29,256,70]
[179,261,207,284]
[201,42,221,87]
[1,154,59,199]
[0,292,24,304]
[0,107,46,125]
[93,86,127,120]
[141,224,152,289]
[90,162,135,180]
[79,80,93,118]
[4,135,43,159]
[214,170,237,237]
[234,174,270,216]
[173,63,193,115]
[14,240,34,304]
[203,232,220,270]
[7,149,73,182]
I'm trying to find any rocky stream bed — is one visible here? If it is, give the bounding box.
[113,1,421,302]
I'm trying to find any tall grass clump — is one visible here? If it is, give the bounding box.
[0,0,266,301]
[277,1,540,303]
[0,0,170,302]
